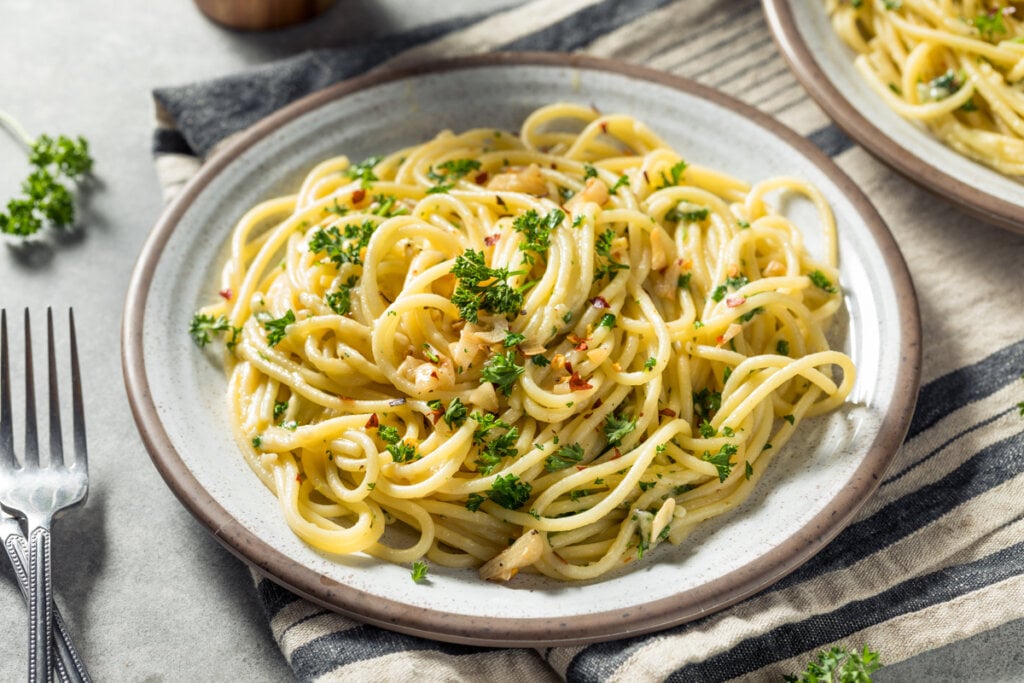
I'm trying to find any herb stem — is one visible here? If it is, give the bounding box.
[0,109,35,148]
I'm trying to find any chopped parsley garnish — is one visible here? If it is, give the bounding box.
[531,354,551,367]
[326,275,359,315]
[738,306,765,323]
[711,285,727,302]
[273,401,288,420]
[344,155,382,187]
[503,332,526,348]
[422,344,440,363]
[378,424,419,463]
[698,420,717,438]
[251,435,263,449]
[702,443,738,482]
[189,313,240,347]
[486,474,533,510]
[263,310,295,347]
[583,163,598,180]
[426,158,481,193]
[481,351,525,396]
[599,313,617,328]
[545,442,585,471]
[595,228,629,282]
[309,219,377,267]
[638,480,656,492]
[438,397,468,429]
[466,493,487,511]
[611,174,630,192]
[783,414,795,425]
[371,193,407,217]
[972,8,1006,39]
[745,461,753,480]
[657,160,688,188]
[603,412,637,447]
[809,269,838,293]
[643,357,657,371]
[450,249,525,323]
[667,202,709,223]
[513,208,563,264]
[411,560,429,583]
[475,424,519,475]
[725,273,749,290]
[776,340,790,356]
[677,273,692,289]
[693,388,722,421]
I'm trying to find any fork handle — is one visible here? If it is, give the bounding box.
[3,532,91,682]
[28,525,54,683]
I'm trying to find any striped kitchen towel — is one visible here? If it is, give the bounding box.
[152,0,1024,680]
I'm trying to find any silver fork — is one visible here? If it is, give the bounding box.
[0,309,89,683]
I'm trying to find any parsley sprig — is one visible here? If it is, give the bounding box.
[451,249,525,322]
[545,442,585,471]
[466,473,532,511]
[481,351,525,396]
[784,645,881,682]
[189,314,240,347]
[513,208,563,264]
[0,111,94,237]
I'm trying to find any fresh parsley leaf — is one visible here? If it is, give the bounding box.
[481,351,525,396]
[667,202,708,223]
[513,208,563,264]
[273,401,288,420]
[309,220,377,267]
[702,443,738,482]
[0,121,94,236]
[188,313,239,347]
[450,249,525,322]
[263,310,295,347]
[531,354,551,367]
[643,357,656,371]
[486,473,533,510]
[611,174,630,192]
[325,275,359,315]
[441,397,468,429]
[411,560,429,583]
[466,493,487,512]
[599,313,617,328]
[603,412,636,446]
[545,442,585,471]
[503,332,526,348]
[344,155,382,187]
[809,270,838,293]
[583,163,598,180]
[776,340,790,356]
[784,645,881,683]
[595,228,628,282]
[693,388,722,421]
[657,160,687,188]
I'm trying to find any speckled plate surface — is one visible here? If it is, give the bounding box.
[122,53,920,646]
[763,0,1024,234]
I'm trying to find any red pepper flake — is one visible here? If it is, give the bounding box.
[611,448,622,460]
[365,413,380,429]
[474,171,489,184]
[726,295,746,308]
[295,473,304,483]
[568,371,593,391]
[590,296,610,309]
[484,234,501,246]
[429,407,443,425]
[564,360,575,375]
[658,407,677,417]
[600,121,609,134]
[643,170,650,184]
[593,398,603,409]
[218,288,233,301]
[576,465,587,471]
[352,188,366,204]
[566,334,589,351]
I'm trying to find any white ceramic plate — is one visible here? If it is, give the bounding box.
[122,53,920,646]
[763,0,1024,235]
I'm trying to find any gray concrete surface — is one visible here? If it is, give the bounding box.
[0,1,1020,680]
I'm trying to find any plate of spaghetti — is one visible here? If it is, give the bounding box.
[122,53,919,646]
[764,0,1024,234]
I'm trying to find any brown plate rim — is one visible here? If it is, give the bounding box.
[121,51,921,646]
[762,0,1024,235]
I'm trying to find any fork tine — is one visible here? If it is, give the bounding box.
[68,309,86,470]
[23,309,38,467]
[0,310,12,466]
[47,308,65,468]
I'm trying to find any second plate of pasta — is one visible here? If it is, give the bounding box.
[763,0,1024,234]
[123,53,919,645]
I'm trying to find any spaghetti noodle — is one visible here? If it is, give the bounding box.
[190,103,855,582]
